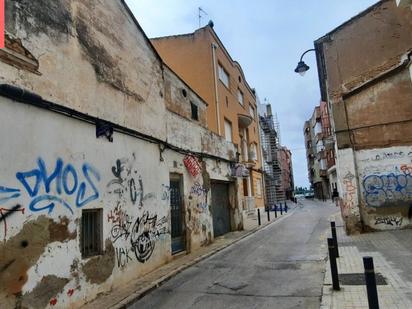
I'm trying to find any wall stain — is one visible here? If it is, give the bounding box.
[82,239,115,284]
[5,0,72,42]
[21,275,69,309]
[75,14,144,103]
[0,216,75,299]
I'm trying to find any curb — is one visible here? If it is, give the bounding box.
[113,206,298,308]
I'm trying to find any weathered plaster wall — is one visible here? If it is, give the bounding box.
[0,95,237,307]
[356,146,412,230]
[336,148,362,234]
[0,97,170,308]
[0,2,245,307]
[338,68,412,150]
[337,146,412,233]
[2,0,166,140]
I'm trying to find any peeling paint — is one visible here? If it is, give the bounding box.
[82,240,115,285]
[21,275,69,308]
[0,216,75,295]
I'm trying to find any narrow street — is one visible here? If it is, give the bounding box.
[130,199,338,309]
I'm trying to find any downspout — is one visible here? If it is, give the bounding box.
[211,42,221,135]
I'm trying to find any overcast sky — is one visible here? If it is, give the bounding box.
[126,0,377,188]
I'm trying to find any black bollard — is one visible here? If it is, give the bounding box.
[328,238,340,291]
[285,202,288,213]
[363,257,379,309]
[280,204,283,215]
[267,208,270,222]
[331,222,339,258]
[257,209,261,226]
[274,205,278,218]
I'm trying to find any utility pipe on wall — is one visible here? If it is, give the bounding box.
[211,42,221,135]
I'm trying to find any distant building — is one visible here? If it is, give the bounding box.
[150,24,265,214]
[304,106,330,200]
[319,101,337,196]
[315,0,412,233]
[279,147,294,200]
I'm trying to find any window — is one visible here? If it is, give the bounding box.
[256,178,262,197]
[190,102,198,121]
[249,105,255,119]
[81,209,103,258]
[218,64,229,88]
[249,143,258,161]
[224,119,233,142]
[237,89,244,105]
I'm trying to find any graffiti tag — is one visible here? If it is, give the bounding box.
[0,158,100,214]
[130,211,168,263]
[375,216,403,227]
[363,172,412,207]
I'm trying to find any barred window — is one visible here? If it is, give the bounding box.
[81,209,103,258]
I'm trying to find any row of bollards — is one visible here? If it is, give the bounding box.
[328,221,380,309]
[257,202,289,226]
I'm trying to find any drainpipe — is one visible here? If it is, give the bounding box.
[211,42,221,135]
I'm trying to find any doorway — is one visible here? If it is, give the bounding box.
[170,175,185,254]
[211,182,231,237]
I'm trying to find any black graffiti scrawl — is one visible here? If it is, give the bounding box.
[130,211,168,263]
[107,156,155,208]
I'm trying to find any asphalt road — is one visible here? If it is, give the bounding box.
[129,199,338,309]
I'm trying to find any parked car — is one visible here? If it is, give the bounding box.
[304,191,315,199]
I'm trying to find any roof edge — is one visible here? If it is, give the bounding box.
[315,0,387,43]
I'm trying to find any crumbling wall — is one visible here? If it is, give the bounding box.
[356,146,412,231]
[2,0,166,140]
[0,97,170,308]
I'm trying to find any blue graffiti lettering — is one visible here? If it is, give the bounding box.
[1,158,100,214]
[29,195,74,215]
[76,163,100,208]
[363,173,412,207]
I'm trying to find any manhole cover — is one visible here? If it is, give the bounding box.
[339,273,387,285]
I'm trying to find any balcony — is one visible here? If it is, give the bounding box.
[243,196,255,211]
[238,113,253,128]
[315,132,323,142]
[316,150,326,160]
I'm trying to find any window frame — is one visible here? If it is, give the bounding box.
[224,118,233,143]
[190,101,199,121]
[237,88,244,106]
[81,208,103,258]
[218,63,230,88]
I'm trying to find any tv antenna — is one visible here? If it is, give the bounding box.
[198,7,208,28]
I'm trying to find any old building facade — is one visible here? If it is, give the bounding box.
[304,106,331,199]
[279,147,294,200]
[0,1,245,307]
[150,26,265,214]
[315,0,412,233]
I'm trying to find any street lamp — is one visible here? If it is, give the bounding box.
[294,49,315,76]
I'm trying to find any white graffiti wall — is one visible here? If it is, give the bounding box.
[356,146,412,230]
[336,146,412,232]
[0,96,169,307]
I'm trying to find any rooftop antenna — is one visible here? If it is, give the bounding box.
[198,7,208,28]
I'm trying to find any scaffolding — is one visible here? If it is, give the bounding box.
[259,105,285,207]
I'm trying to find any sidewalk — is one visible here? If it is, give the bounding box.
[321,212,412,309]
[84,204,297,309]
